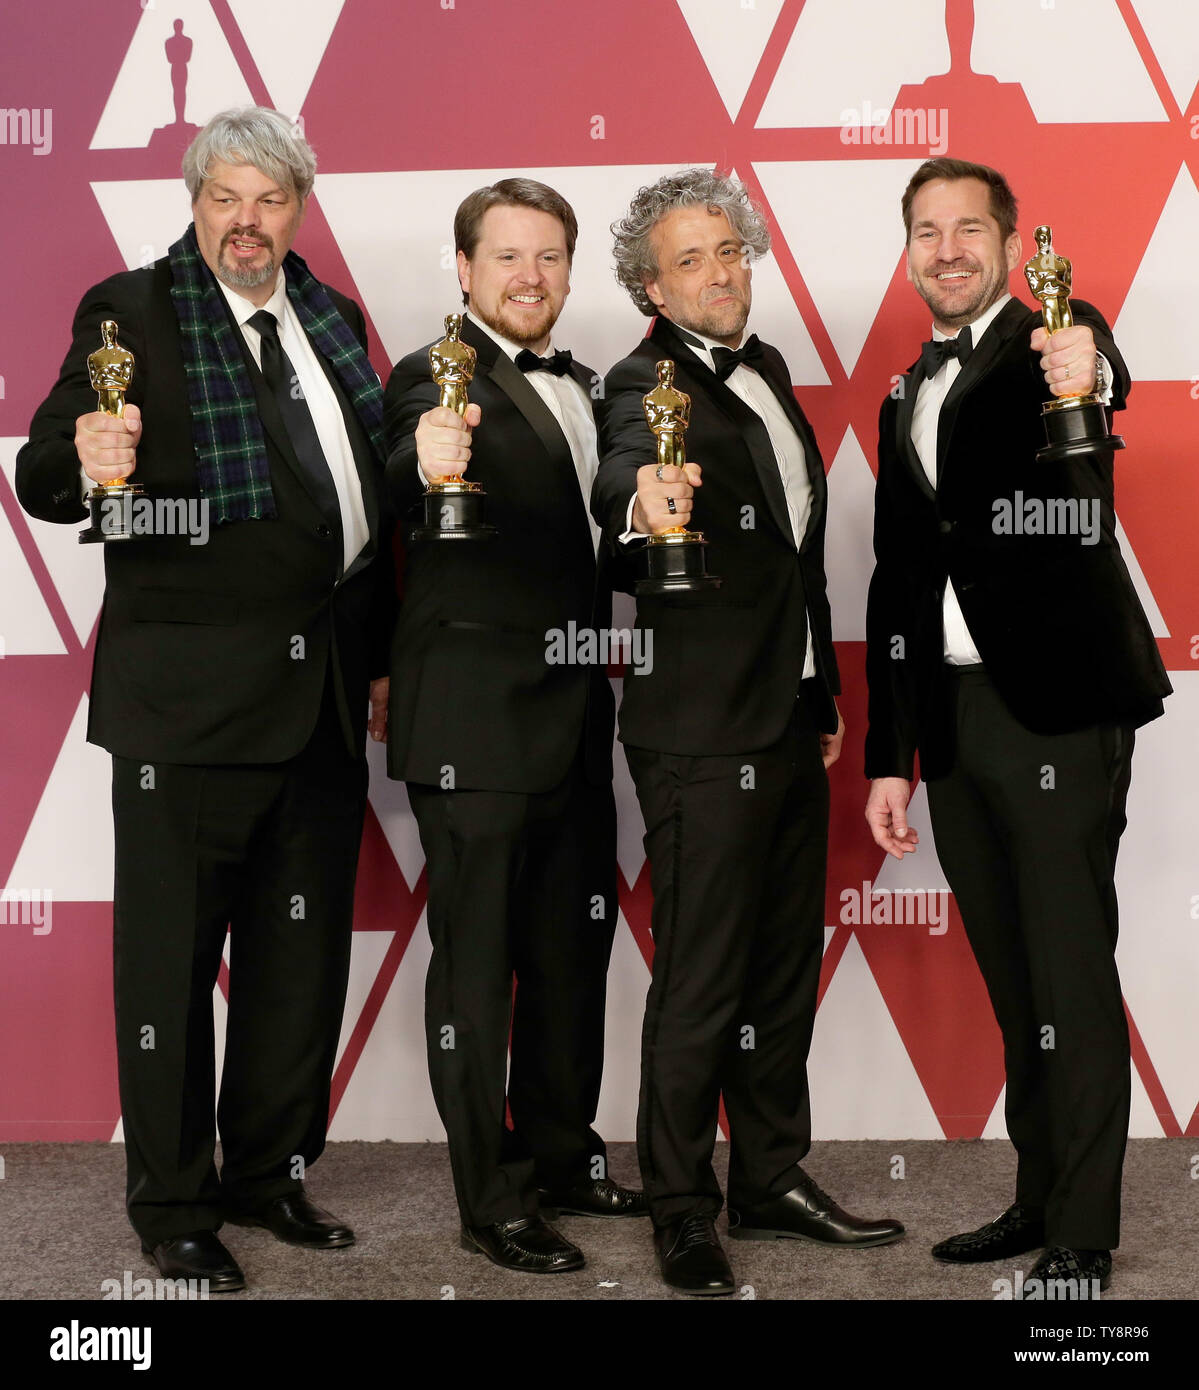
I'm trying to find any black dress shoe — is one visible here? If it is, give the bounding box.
[932,1202,1045,1263]
[1026,1246,1111,1294]
[655,1214,735,1296]
[728,1169,904,1248]
[142,1232,245,1293]
[538,1176,649,1219]
[460,1216,584,1273]
[226,1191,354,1248]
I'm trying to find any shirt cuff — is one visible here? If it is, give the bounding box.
[618,494,640,545]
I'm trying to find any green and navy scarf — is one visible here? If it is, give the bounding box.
[168,223,384,523]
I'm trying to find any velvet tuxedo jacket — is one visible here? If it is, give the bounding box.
[864,296,1170,782]
[592,314,840,756]
[383,315,614,794]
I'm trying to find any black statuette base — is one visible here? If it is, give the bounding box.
[78,482,147,544]
[408,487,496,542]
[1037,394,1125,464]
[635,532,722,596]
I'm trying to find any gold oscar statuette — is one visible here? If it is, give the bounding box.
[409,313,496,541]
[635,359,721,595]
[78,319,146,544]
[1025,226,1123,463]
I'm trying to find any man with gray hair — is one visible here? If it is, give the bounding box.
[17,106,392,1293]
[593,168,903,1294]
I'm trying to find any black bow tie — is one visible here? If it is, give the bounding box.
[711,334,766,382]
[515,348,573,377]
[920,326,973,376]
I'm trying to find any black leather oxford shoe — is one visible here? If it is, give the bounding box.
[226,1191,354,1248]
[728,1169,904,1247]
[654,1213,735,1296]
[538,1176,649,1219]
[931,1202,1045,1263]
[142,1231,245,1293]
[460,1215,584,1273]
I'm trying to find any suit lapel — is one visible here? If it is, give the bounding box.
[895,359,935,501]
[309,345,381,583]
[753,346,828,552]
[463,318,595,554]
[650,317,795,548]
[936,298,1029,483]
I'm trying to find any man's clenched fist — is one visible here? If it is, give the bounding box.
[415,402,482,480]
[1031,324,1097,398]
[633,461,702,535]
[75,403,141,484]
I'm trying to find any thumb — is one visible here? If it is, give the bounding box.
[122,403,142,431]
[465,403,482,428]
[684,461,703,486]
[1030,327,1048,353]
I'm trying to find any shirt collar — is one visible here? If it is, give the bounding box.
[218,269,288,329]
[666,318,749,371]
[466,308,554,363]
[931,291,1011,346]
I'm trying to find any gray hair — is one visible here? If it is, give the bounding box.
[183,106,316,203]
[611,168,771,315]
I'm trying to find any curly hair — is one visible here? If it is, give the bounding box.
[611,168,771,316]
[183,106,316,202]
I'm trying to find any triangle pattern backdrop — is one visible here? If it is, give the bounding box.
[1,0,1197,1144]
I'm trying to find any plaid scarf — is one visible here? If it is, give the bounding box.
[168,223,384,523]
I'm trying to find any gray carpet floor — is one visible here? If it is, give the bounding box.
[1,1140,1195,1301]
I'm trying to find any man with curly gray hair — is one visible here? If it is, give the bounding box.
[593,168,902,1295]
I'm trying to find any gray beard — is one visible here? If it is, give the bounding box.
[218,255,278,290]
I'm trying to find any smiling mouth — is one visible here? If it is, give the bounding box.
[934,270,974,282]
[226,236,269,258]
[508,294,544,306]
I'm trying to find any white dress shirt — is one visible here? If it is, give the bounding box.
[624,324,815,678]
[221,273,369,572]
[455,311,601,555]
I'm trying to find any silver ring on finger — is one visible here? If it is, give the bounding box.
[1064,363,1071,378]
[655,464,665,481]
[666,496,677,514]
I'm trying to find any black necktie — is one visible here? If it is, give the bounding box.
[248,310,342,543]
[920,325,973,377]
[711,333,766,382]
[515,348,573,377]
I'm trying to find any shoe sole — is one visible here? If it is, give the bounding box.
[729,1227,904,1248]
[664,1281,735,1297]
[459,1232,584,1272]
[931,1243,1045,1265]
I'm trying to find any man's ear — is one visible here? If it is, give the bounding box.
[904,249,915,285]
[644,276,665,310]
[457,249,471,301]
[1005,231,1022,272]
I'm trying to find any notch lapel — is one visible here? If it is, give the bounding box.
[936,298,1029,483]
[895,359,935,501]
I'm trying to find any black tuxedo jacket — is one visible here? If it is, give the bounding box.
[16,256,393,764]
[591,315,840,756]
[865,296,1170,782]
[383,316,614,794]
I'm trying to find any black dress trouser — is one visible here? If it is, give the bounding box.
[111,677,367,1246]
[926,667,1135,1251]
[407,754,618,1228]
[625,686,830,1228]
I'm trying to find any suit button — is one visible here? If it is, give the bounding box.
[317,524,332,538]
[938,520,954,535]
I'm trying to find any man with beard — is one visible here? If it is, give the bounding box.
[592,168,904,1296]
[17,107,393,1292]
[865,158,1170,1293]
[384,179,644,1274]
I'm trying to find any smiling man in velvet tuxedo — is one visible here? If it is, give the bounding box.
[16,107,393,1294]
[592,168,904,1296]
[383,178,645,1276]
[864,158,1171,1294]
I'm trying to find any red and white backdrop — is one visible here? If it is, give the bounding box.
[2,0,1197,1147]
